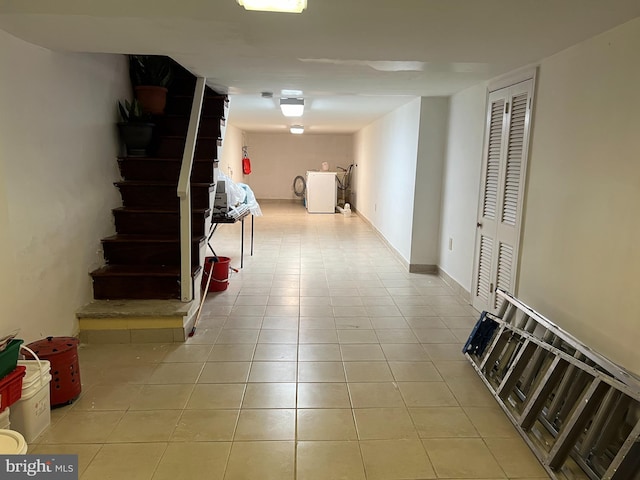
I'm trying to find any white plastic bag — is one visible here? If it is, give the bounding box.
[218,172,246,208]
[238,183,263,216]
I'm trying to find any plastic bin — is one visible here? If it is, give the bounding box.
[0,366,26,411]
[201,256,231,292]
[10,359,52,442]
[0,339,23,378]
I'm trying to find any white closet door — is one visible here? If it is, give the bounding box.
[472,92,507,309]
[472,79,534,313]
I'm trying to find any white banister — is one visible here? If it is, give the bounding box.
[178,76,206,302]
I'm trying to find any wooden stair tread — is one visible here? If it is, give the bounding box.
[113,207,210,215]
[102,234,205,243]
[91,264,201,277]
[158,114,225,119]
[170,93,227,100]
[155,135,221,140]
[115,180,214,188]
[117,156,219,163]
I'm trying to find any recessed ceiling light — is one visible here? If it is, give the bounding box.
[280,98,304,117]
[290,125,304,134]
[237,0,307,13]
[281,89,304,96]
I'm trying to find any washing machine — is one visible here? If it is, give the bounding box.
[305,171,337,213]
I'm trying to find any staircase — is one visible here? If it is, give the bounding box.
[82,61,227,341]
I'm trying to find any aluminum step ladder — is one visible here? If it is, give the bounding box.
[464,289,640,480]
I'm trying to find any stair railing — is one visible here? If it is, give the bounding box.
[177,77,206,302]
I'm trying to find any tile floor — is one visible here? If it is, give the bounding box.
[31,200,549,479]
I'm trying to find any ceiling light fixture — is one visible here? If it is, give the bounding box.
[281,89,304,96]
[280,98,304,117]
[290,125,304,134]
[237,0,307,13]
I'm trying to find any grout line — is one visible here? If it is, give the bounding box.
[293,253,302,480]
[148,442,170,480]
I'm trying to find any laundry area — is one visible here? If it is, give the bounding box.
[305,170,337,214]
[299,166,353,216]
[238,131,355,216]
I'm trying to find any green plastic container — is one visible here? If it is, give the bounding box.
[0,339,24,379]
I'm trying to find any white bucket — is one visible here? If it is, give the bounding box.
[10,347,51,443]
[0,408,10,430]
[0,428,27,454]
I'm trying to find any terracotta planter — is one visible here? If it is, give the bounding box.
[135,86,168,114]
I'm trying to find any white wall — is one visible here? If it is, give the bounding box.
[0,30,129,342]
[218,123,244,183]
[437,18,640,373]
[243,133,353,200]
[353,98,421,262]
[438,84,487,290]
[517,17,640,374]
[410,97,449,267]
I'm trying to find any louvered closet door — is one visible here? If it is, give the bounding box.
[472,79,534,313]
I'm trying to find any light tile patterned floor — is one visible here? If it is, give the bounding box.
[31,200,550,479]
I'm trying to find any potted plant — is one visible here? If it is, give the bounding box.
[117,99,155,157]
[129,55,173,114]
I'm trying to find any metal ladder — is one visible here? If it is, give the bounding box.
[464,289,640,480]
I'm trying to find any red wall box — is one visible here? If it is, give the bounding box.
[0,365,26,410]
[24,337,81,406]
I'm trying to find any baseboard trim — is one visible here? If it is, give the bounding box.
[437,267,472,303]
[409,264,438,274]
[355,211,410,271]
[180,306,199,341]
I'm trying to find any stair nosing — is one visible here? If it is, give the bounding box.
[117,156,219,162]
[156,114,226,119]
[112,207,211,214]
[169,93,227,99]
[156,135,221,140]
[91,264,201,277]
[114,181,214,187]
[102,234,206,243]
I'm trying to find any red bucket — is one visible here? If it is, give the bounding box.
[202,256,231,292]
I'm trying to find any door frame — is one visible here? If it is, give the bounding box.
[471,67,538,312]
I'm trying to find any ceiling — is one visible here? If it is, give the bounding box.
[1,0,639,133]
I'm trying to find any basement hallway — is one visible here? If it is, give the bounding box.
[32,200,548,479]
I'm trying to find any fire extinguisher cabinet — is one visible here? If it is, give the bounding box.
[24,337,81,406]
